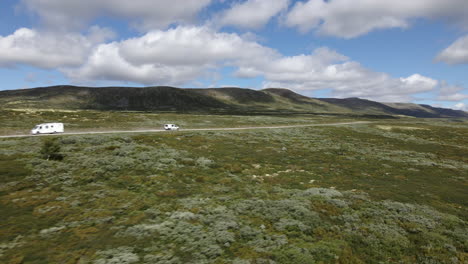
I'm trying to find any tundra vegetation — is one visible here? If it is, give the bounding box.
[0,110,467,263]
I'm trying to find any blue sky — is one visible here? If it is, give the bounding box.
[0,0,467,110]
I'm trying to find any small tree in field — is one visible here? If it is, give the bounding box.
[40,138,64,161]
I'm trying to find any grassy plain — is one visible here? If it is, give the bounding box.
[0,110,467,263]
[0,109,357,135]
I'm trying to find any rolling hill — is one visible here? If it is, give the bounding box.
[0,85,466,118]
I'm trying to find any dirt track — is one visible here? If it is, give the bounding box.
[0,121,371,139]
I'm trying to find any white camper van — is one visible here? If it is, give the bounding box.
[164,124,179,131]
[31,123,64,135]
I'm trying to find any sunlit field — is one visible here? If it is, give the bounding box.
[1,111,467,263]
[0,108,362,136]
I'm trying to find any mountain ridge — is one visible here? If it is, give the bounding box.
[0,85,466,118]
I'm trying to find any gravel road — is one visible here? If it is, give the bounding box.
[0,121,370,139]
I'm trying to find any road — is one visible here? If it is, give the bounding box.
[0,121,370,139]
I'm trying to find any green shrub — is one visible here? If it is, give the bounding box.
[40,138,64,161]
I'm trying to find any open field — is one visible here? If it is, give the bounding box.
[0,111,467,263]
[0,109,361,136]
[0,121,371,139]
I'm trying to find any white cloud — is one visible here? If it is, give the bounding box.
[0,27,115,68]
[442,94,468,101]
[452,102,467,111]
[65,42,206,86]
[118,26,275,66]
[400,74,438,92]
[235,47,438,102]
[436,35,468,65]
[67,26,277,85]
[20,0,213,31]
[215,0,290,29]
[0,23,449,102]
[437,82,468,101]
[63,26,442,101]
[285,0,468,38]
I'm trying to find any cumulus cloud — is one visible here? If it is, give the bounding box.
[437,82,468,101]
[0,27,115,68]
[20,0,213,31]
[235,47,438,102]
[215,0,290,29]
[67,26,277,85]
[65,43,206,86]
[436,35,468,64]
[62,26,441,101]
[452,102,467,111]
[400,74,438,92]
[118,26,276,66]
[0,23,448,102]
[285,0,468,38]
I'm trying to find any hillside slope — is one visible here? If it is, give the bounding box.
[0,86,228,111]
[0,85,466,118]
[318,97,467,118]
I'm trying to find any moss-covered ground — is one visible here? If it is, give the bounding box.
[0,111,467,263]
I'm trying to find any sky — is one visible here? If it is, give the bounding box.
[0,0,467,110]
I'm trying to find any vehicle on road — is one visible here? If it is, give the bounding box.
[164,124,179,131]
[31,123,64,135]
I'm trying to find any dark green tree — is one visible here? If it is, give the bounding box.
[40,138,64,161]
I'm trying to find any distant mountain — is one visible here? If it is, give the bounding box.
[0,86,227,111]
[318,97,467,118]
[0,85,466,118]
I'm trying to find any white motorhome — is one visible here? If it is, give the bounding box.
[164,124,179,131]
[31,123,64,134]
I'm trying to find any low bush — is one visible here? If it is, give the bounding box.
[40,138,64,161]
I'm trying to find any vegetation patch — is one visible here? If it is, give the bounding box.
[0,114,467,263]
